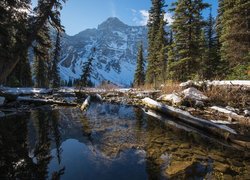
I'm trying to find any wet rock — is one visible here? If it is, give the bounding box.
[179,143,190,149]
[209,154,226,163]
[165,160,194,176]
[213,162,230,173]
[223,174,233,180]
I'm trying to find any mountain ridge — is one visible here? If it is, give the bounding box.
[59,17,148,86]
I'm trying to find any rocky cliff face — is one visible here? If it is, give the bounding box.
[59,17,148,86]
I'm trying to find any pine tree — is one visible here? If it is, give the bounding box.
[51,31,61,88]
[6,50,32,87]
[0,0,65,84]
[219,0,250,79]
[134,43,145,87]
[198,30,208,79]
[167,0,209,81]
[80,57,94,89]
[203,8,220,79]
[33,23,51,88]
[156,15,168,84]
[146,0,168,86]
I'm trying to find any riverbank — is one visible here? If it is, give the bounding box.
[0,81,249,147]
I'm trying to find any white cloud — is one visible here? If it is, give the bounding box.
[164,12,173,25]
[131,9,149,26]
[139,10,149,26]
[131,9,173,26]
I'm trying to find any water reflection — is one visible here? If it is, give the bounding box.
[0,103,249,179]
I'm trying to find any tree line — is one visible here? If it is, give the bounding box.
[134,0,249,87]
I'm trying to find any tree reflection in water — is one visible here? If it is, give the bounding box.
[0,109,64,179]
[0,103,250,179]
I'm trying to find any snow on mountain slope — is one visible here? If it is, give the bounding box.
[59,17,148,87]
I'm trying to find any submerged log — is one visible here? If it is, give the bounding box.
[17,96,77,106]
[81,96,91,111]
[142,98,237,135]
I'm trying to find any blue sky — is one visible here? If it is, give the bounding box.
[32,0,218,36]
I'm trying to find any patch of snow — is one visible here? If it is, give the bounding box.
[211,106,238,116]
[58,87,76,93]
[208,80,250,86]
[1,87,52,95]
[182,87,208,101]
[157,93,182,105]
[244,110,250,117]
[180,80,250,88]
[211,120,237,124]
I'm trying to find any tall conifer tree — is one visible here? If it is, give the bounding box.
[146,0,168,86]
[134,43,145,87]
[167,0,209,81]
[33,22,51,88]
[219,0,250,79]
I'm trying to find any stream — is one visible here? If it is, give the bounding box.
[0,102,249,179]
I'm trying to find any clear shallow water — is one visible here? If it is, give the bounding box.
[0,103,249,179]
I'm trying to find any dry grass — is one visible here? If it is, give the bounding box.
[134,81,181,94]
[96,82,119,90]
[160,81,182,94]
[204,86,249,109]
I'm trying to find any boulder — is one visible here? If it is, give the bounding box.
[195,100,205,108]
[0,96,5,106]
[157,93,182,106]
[182,87,208,101]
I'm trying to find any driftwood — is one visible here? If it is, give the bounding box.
[209,106,250,124]
[143,109,247,149]
[142,98,250,148]
[17,96,77,106]
[81,96,91,111]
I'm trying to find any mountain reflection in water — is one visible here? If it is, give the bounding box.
[0,103,249,179]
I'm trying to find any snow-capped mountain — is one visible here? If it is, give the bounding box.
[59,17,148,87]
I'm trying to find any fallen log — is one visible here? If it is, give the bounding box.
[209,106,250,124]
[17,96,77,106]
[142,98,250,148]
[81,96,91,111]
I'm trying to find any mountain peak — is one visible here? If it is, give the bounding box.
[98,17,127,30]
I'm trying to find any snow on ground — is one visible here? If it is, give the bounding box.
[1,87,52,95]
[210,106,238,116]
[180,80,250,87]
